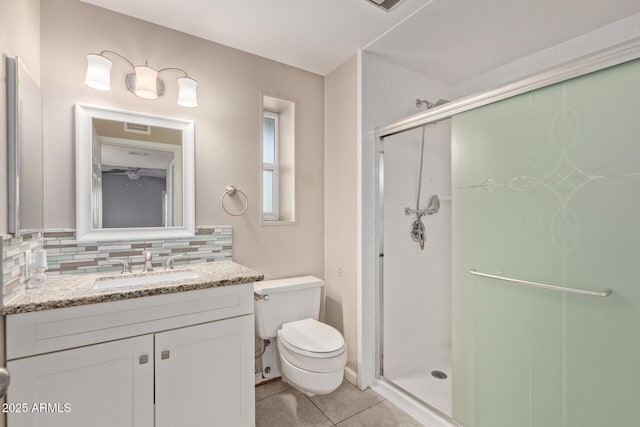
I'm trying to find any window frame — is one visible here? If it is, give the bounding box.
[262,111,280,221]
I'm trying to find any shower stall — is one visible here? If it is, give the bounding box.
[372,39,640,427]
[377,118,453,417]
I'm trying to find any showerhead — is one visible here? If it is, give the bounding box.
[433,98,449,107]
[416,98,449,109]
[416,98,433,109]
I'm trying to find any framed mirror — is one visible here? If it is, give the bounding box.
[75,104,195,241]
[7,57,44,235]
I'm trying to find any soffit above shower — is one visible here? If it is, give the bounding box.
[366,0,640,83]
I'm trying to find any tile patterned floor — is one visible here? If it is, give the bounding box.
[256,379,424,427]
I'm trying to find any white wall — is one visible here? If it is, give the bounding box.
[324,55,359,374]
[40,0,325,279]
[360,51,450,387]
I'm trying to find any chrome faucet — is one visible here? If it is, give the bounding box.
[143,251,154,272]
[109,259,131,274]
[165,254,183,270]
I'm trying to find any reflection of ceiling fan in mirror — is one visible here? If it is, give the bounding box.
[103,167,141,180]
[102,166,167,180]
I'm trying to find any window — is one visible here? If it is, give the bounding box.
[262,111,279,220]
[261,94,296,223]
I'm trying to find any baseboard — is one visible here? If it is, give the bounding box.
[371,378,462,427]
[344,366,358,386]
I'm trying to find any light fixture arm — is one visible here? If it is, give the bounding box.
[96,53,192,78]
[158,67,191,78]
[96,50,136,69]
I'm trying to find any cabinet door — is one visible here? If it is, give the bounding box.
[155,315,255,427]
[7,335,154,427]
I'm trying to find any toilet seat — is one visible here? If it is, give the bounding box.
[277,318,347,374]
[279,318,345,357]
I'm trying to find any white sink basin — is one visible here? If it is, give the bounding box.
[94,271,201,289]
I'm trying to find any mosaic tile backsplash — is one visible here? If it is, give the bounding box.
[2,226,232,302]
[1,231,44,302]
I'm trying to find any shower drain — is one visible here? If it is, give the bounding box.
[431,370,448,380]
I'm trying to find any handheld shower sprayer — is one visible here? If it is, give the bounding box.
[405,125,443,250]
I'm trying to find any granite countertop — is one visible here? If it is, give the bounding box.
[1,261,264,315]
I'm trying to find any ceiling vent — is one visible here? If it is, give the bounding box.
[366,0,405,12]
[124,122,151,135]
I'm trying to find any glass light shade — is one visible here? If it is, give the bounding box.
[134,65,159,100]
[84,54,112,91]
[177,77,198,108]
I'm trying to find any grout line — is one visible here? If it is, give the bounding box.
[303,393,337,426]
[256,380,391,426]
[332,398,388,425]
[256,385,293,402]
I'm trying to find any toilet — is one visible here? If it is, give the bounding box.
[254,276,347,396]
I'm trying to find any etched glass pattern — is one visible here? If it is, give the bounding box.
[452,58,640,427]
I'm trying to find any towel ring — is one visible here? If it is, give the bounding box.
[221,185,249,216]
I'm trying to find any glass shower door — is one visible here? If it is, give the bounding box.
[452,57,640,427]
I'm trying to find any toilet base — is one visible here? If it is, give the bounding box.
[279,353,344,396]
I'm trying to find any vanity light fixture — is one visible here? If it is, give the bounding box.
[84,50,198,108]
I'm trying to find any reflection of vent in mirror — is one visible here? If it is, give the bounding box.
[128,151,150,157]
[124,122,151,134]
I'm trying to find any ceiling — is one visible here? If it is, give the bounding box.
[80,0,640,80]
[80,0,432,76]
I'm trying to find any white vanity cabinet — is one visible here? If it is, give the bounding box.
[5,283,255,427]
[7,335,155,427]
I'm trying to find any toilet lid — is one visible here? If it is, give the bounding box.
[280,318,345,354]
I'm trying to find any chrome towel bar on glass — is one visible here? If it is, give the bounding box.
[468,270,612,298]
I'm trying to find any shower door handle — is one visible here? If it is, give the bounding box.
[468,270,612,297]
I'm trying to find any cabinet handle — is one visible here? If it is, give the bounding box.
[139,355,149,365]
[161,350,170,360]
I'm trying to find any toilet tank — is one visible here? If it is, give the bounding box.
[254,276,324,339]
